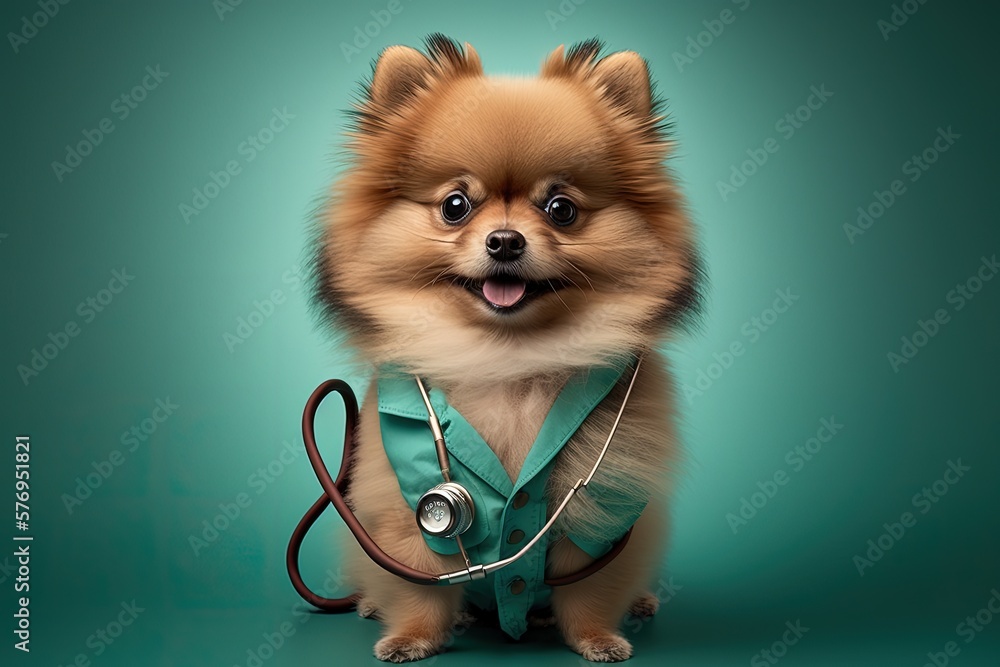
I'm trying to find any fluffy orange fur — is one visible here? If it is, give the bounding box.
[313,35,701,662]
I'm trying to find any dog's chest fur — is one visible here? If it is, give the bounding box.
[442,373,571,482]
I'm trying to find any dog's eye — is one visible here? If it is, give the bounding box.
[545,196,577,226]
[441,191,472,224]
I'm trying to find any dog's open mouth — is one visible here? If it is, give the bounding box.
[462,275,566,312]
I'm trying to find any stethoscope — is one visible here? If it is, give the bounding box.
[286,356,643,612]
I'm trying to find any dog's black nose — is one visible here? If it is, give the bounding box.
[485,230,525,262]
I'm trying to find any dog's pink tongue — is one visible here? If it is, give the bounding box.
[482,278,527,308]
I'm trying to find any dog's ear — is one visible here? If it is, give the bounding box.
[542,41,652,118]
[369,45,435,109]
[592,51,652,117]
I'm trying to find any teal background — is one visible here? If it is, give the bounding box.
[2,0,997,665]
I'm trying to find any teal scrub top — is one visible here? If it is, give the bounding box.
[376,361,646,639]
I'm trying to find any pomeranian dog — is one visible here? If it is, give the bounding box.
[313,35,701,662]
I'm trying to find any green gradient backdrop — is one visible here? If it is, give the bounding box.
[2,0,998,665]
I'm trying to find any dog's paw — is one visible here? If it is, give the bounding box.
[575,633,633,663]
[357,598,380,619]
[453,609,477,628]
[373,635,440,663]
[627,591,659,618]
[527,610,556,628]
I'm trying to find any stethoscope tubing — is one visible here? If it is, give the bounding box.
[286,374,634,612]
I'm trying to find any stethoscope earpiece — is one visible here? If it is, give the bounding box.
[416,482,475,538]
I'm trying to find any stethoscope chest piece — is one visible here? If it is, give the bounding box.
[416,482,475,538]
